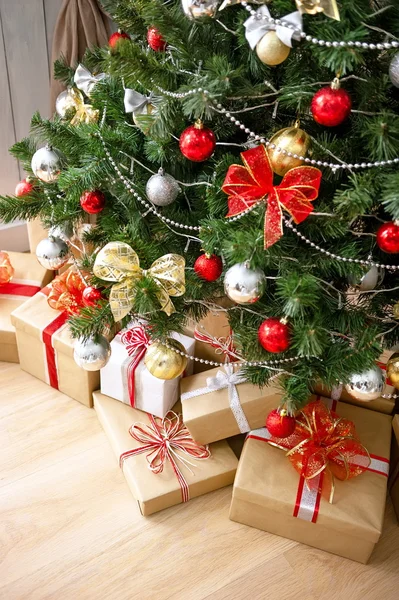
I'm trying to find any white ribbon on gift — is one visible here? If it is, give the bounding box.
[244,6,303,50]
[124,89,154,116]
[181,363,251,433]
[74,64,107,96]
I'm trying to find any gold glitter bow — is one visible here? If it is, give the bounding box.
[63,88,99,126]
[93,242,185,321]
[295,0,340,20]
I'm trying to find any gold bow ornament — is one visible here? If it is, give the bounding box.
[93,242,185,321]
[295,0,340,20]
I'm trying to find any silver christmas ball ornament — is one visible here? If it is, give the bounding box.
[389,53,399,88]
[182,0,220,20]
[349,265,384,292]
[146,168,181,207]
[344,365,384,402]
[49,222,74,242]
[31,145,65,183]
[73,335,111,371]
[35,237,70,270]
[224,262,266,304]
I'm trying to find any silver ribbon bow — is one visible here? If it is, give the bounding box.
[124,89,154,116]
[244,6,303,50]
[74,64,106,96]
[181,364,250,433]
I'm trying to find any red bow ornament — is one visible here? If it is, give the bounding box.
[222,145,322,249]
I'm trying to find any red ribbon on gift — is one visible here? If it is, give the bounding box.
[119,411,211,503]
[194,326,238,362]
[248,397,389,523]
[120,325,152,408]
[222,145,322,249]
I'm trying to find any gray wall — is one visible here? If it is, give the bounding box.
[0,0,63,196]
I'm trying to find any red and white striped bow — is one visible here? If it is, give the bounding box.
[194,326,239,361]
[120,325,152,407]
[119,412,211,503]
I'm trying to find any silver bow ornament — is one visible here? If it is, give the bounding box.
[124,89,154,117]
[244,6,303,50]
[74,64,107,97]
[181,364,250,434]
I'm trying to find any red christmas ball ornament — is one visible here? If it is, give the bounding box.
[258,318,291,353]
[376,222,399,254]
[311,78,352,127]
[109,30,131,48]
[266,409,296,438]
[15,177,34,197]
[194,253,223,282]
[80,190,105,215]
[179,120,216,162]
[82,286,103,307]
[147,27,167,52]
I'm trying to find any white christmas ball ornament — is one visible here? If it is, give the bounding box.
[36,237,70,270]
[31,145,65,183]
[344,365,384,402]
[146,168,181,207]
[73,335,111,371]
[224,262,266,304]
[389,53,399,88]
[181,0,220,20]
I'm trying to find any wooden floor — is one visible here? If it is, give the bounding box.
[1,362,399,600]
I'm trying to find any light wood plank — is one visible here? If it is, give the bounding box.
[1,0,50,140]
[0,10,20,195]
[43,0,63,72]
[0,362,398,600]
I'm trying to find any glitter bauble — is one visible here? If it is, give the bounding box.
[144,339,188,380]
[258,318,291,353]
[266,409,296,438]
[146,168,181,206]
[179,121,216,162]
[73,335,111,371]
[109,30,131,48]
[224,262,266,304]
[31,145,65,183]
[80,190,106,214]
[344,365,384,402]
[147,27,167,51]
[268,125,311,176]
[194,253,223,281]
[35,237,70,270]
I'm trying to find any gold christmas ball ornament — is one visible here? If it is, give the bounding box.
[386,353,399,390]
[144,339,188,380]
[268,124,311,176]
[256,31,291,66]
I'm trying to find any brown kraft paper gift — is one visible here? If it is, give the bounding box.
[230,396,391,563]
[11,285,99,407]
[180,364,282,445]
[312,350,395,414]
[94,391,238,516]
[0,252,53,363]
[389,415,399,522]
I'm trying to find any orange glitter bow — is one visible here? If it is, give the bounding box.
[47,270,86,315]
[222,145,322,249]
[270,401,370,501]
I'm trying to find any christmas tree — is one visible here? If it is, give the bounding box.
[2,0,399,413]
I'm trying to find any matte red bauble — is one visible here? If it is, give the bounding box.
[109,30,131,48]
[194,253,223,282]
[15,178,34,197]
[258,318,291,353]
[179,120,216,162]
[266,409,296,438]
[80,190,105,214]
[311,80,352,127]
[82,286,103,307]
[147,27,167,51]
[376,222,399,254]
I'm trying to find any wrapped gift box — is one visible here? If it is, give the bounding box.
[100,324,195,418]
[230,396,391,564]
[11,284,99,407]
[0,251,53,363]
[181,364,282,445]
[389,415,399,523]
[94,391,238,516]
[312,350,395,415]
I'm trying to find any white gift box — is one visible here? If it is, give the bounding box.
[100,327,195,418]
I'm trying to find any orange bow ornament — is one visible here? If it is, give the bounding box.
[222,145,322,249]
[270,401,370,501]
[0,251,15,285]
[47,270,86,315]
